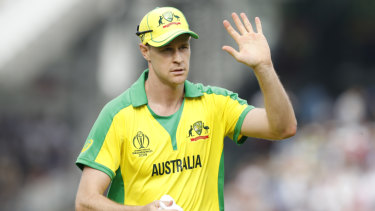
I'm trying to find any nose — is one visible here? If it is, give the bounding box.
[173,50,183,63]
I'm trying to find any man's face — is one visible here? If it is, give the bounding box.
[142,34,191,86]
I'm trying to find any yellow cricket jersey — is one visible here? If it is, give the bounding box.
[76,69,254,210]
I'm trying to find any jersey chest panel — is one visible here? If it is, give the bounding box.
[119,98,223,209]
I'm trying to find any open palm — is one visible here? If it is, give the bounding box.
[222,13,272,70]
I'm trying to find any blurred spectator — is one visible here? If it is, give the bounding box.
[225,87,375,211]
[0,114,73,210]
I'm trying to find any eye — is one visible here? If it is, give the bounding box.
[163,47,173,52]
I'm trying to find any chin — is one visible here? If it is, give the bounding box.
[172,78,186,85]
[170,79,186,87]
[171,73,187,84]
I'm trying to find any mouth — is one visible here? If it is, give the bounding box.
[171,68,185,74]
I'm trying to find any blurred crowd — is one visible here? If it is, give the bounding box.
[225,87,375,211]
[0,113,75,210]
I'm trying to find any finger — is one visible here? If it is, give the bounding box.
[240,13,254,33]
[222,45,239,59]
[223,20,240,41]
[231,12,247,34]
[255,17,263,34]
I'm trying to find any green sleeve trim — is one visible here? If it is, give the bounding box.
[233,105,254,145]
[76,157,115,180]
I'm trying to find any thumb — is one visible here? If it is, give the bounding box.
[222,45,239,59]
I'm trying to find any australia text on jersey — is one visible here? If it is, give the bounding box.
[152,154,202,176]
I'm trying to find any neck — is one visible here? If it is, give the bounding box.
[145,72,185,116]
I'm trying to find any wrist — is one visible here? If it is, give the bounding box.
[251,62,274,74]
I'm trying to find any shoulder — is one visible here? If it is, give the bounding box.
[189,82,247,105]
[99,89,133,119]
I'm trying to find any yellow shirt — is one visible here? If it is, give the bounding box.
[76,69,254,210]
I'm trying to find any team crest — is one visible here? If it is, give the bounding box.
[188,121,210,142]
[193,121,203,135]
[158,11,181,27]
[162,11,174,22]
[132,131,153,157]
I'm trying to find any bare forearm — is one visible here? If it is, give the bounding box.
[222,14,296,139]
[253,63,297,138]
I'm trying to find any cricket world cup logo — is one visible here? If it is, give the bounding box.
[133,131,149,149]
[132,131,152,157]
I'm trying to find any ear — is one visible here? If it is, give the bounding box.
[139,43,150,62]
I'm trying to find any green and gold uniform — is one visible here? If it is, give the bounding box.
[76,69,254,210]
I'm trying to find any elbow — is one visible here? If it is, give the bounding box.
[282,123,297,139]
[75,192,89,211]
[75,197,84,211]
[273,121,297,140]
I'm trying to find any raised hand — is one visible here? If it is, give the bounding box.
[222,13,272,70]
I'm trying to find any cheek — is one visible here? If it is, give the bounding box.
[154,58,169,67]
[150,57,171,72]
[184,52,191,65]
[150,53,165,65]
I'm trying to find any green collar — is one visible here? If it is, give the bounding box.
[130,69,203,107]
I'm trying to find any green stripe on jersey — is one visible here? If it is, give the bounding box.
[76,90,132,178]
[107,168,125,204]
[194,84,248,105]
[218,151,225,211]
[147,100,185,151]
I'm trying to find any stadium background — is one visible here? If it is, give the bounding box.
[0,0,374,210]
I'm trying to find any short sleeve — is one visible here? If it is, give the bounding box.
[76,104,122,180]
[201,85,255,144]
[222,94,254,144]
